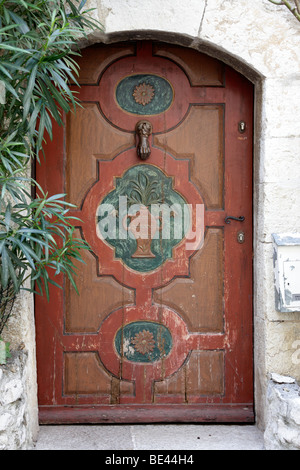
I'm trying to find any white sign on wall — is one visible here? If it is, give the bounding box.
[273,234,300,313]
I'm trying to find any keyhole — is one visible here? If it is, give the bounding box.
[238,121,246,133]
[237,231,245,243]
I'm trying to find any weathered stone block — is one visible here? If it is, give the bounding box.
[0,352,34,450]
[264,377,300,450]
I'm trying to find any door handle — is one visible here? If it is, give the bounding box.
[225,216,245,224]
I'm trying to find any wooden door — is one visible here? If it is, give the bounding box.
[35,41,254,423]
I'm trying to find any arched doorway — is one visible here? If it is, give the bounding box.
[35,40,254,423]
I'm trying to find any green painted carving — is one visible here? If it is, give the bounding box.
[115,321,172,363]
[116,74,173,115]
[128,171,162,206]
[97,165,189,272]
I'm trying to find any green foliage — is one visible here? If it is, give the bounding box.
[0,1,102,330]
[0,179,88,299]
[0,0,101,162]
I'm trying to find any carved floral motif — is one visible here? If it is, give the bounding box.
[133,83,155,106]
[131,329,155,355]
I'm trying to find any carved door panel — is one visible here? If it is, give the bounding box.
[35,42,254,423]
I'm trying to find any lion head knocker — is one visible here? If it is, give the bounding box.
[135,120,153,160]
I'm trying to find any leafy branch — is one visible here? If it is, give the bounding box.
[0,1,102,331]
[268,0,300,21]
[0,1,102,162]
[0,179,87,300]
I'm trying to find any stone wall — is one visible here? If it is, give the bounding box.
[0,351,36,450]
[0,287,38,449]
[264,374,300,450]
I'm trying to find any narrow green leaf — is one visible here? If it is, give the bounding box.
[36,105,46,151]
[6,251,19,291]
[2,81,20,100]
[0,64,12,80]
[79,0,88,11]
[43,275,50,301]
[1,246,9,288]
[38,78,62,124]
[0,43,30,53]
[8,10,30,34]
[23,64,38,121]
[4,204,11,229]
[13,239,36,269]
[27,98,42,136]
[42,75,70,113]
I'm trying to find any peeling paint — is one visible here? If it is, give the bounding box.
[122,337,135,358]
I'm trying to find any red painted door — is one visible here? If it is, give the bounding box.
[35,42,254,423]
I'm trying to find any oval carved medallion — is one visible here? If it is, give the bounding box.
[116,74,173,115]
[115,321,172,363]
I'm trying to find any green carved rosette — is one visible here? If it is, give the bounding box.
[115,321,172,363]
[97,164,189,272]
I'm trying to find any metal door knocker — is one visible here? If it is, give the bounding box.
[136,120,153,160]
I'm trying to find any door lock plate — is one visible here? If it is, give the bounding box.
[237,231,245,244]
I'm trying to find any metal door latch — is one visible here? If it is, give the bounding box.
[225,216,245,224]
